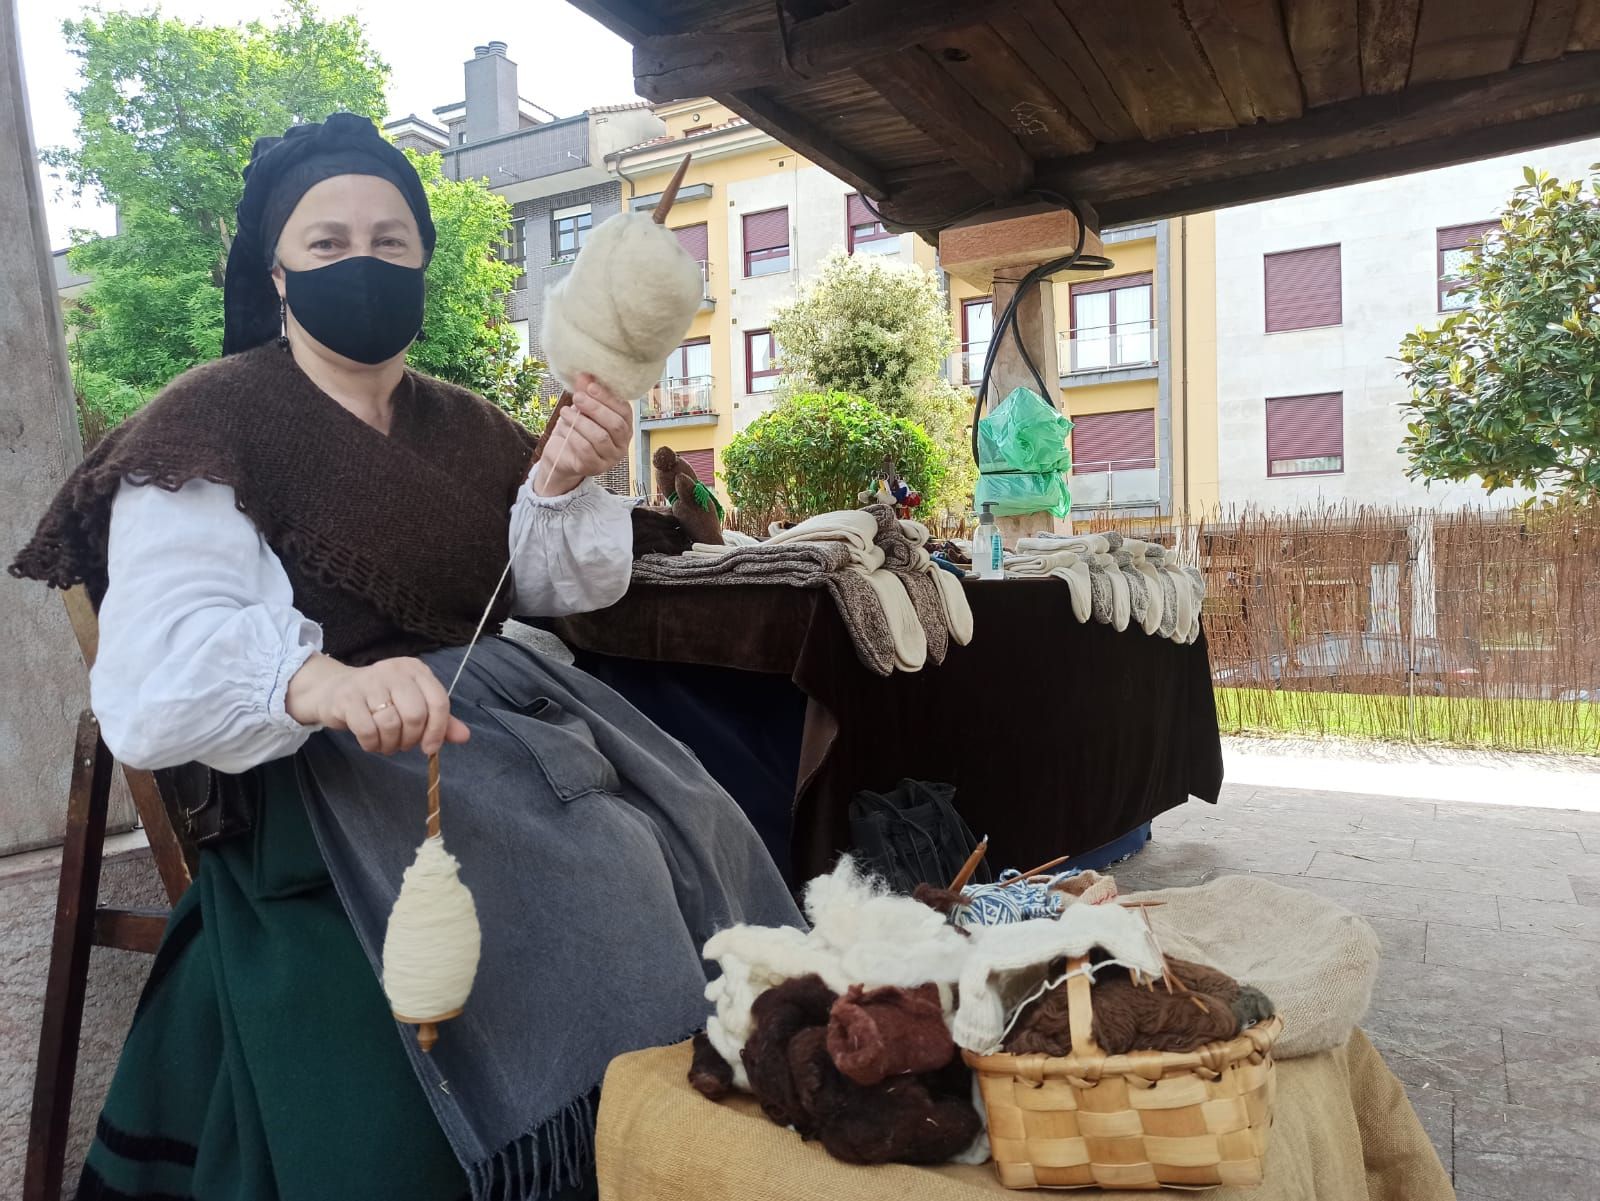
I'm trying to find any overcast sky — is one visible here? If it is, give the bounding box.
[19,0,641,250]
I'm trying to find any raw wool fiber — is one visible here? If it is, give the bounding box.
[827,983,955,1086]
[541,210,703,401]
[1128,874,1382,1059]
[381,835,481,1024]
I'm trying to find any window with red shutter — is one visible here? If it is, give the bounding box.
[1437,221,1499,311]
[846,193,896,254]
[746,329,780,393]
[1071,410,1156,473]
[1265,393,1343,476]
[678,449,715,488]
[1263,245,1342,332]
[742,208,790,277]
[673,222,709,264]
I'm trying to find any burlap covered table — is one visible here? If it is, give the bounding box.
[595,1032,1453,1201]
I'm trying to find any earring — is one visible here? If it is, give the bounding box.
[276,300,289,350]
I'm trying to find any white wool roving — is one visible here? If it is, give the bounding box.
[540,210,703,400]
[382,835,481,1033]
[951,903,1163,1054]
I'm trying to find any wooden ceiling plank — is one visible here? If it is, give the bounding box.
[919,24,1096,157]
[1059,0,1240,138]
[1357,0,1422,93]
[1410,0,1538,82]
[630,0,1030,100]
[714,90,897,198]
[1520,0,1580,59]
[1181,0,1305,123]
[1040,52,1600,223]
[1569,0,1600,49]
[865,47,1035,200]
[987,5,1141,144]
[1282,0,1363,106]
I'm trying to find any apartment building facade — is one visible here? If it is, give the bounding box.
[383,41,662,377]
[1209,135,1600,512]
[605,97,937,498]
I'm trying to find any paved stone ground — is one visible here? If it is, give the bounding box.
[1118,782,1600,1201]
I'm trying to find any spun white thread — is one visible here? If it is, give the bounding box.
[382,834,481,1020]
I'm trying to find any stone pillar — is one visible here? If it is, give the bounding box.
[1,0,98,854]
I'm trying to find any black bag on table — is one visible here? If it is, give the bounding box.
[848,779,992,894]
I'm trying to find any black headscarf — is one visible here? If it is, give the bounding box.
[222,113,437,356]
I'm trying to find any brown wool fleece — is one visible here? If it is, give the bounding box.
[688,1030,735,1100]
[826,983,955,1086]
[741,974,838,1134]
[10,346,537,666]
[787,1026,982,1166]
[1006,956,1250,1057]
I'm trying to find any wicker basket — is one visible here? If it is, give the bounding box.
[964,956,1283,1191]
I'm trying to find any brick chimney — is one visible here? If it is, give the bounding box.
[463,41,518,144]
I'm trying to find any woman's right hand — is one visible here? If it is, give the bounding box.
[285,653,470,757]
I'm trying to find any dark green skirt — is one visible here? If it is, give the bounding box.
[78,758,468,1201]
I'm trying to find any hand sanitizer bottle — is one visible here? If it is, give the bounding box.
[974,502,1004,580]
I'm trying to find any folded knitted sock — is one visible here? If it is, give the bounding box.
[853,565,928,672]
[767,510,886,569]
[1183,566,1206,643]
[1122,540,1165,636]
[1116,549,1150,629]
[928,564,974,645]
[1003,551,1091,623]
[867,506,948,665]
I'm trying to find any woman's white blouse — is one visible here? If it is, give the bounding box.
[92,468,634,773]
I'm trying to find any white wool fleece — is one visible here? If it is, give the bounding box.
[541,211,703,400]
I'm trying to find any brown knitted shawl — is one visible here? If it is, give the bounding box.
[10,346,539,666]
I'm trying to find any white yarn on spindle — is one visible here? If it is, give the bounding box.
[382,834,481,1021]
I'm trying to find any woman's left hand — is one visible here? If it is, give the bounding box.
[535,373,632,496]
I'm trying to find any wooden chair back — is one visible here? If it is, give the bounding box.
[23,589,200,1201]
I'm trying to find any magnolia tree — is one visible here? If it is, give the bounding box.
[768,252,975,512]
[1398,165,1600,500]
[722,391,945,524]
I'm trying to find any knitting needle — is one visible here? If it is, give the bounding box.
[946,837,990,892]
[1000,853,1073,887]
[651,153,693,225]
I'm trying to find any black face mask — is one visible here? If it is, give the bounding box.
[283,255,426,365]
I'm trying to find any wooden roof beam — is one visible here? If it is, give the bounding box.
[868,48,1034,200]
[632,0,1026,101]
[1040,52,1600,225]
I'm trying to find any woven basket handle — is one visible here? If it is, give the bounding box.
[1064,955,1105,1063]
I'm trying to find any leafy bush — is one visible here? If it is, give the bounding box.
[722,391,945,522]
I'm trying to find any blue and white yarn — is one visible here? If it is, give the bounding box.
[952,869,1081,930]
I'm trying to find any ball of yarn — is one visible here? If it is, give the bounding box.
[540,211,703,400]
[382,835,481,1022]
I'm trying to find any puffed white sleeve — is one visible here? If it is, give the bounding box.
[507,465,636,617]
[92,478,324,774]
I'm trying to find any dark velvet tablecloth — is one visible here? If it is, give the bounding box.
[549,579,1222,882]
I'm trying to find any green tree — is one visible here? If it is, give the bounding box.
[768,252,976,511]
[722,391,945,523]
[54,4,542,428]
[1398,165,1600,500]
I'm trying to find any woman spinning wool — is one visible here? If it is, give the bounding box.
[12,114,800,1201]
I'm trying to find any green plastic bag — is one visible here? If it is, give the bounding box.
[974,386,1073,518]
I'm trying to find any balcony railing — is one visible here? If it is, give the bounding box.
[1061,321,1157,373]
[1071,459,1161,508]
[694,260,713,302]
[956,340,990,385]
[642,375,716,422]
